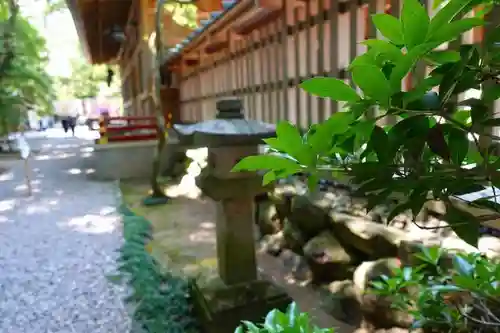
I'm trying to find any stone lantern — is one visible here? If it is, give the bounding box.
[174,99,291,332]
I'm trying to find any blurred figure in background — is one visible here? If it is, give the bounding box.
[68,116,76,136]
[61,117,69,134]
[61,116,77,136]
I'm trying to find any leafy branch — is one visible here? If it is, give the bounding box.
[232,0,500,247]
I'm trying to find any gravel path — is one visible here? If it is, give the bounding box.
[0,132,130,333]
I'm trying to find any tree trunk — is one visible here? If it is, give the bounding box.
[149,0,168,199]
[80,99,87,117]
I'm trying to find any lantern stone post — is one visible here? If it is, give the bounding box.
[174,99,291,333]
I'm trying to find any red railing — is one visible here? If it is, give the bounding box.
[97,115,158,144]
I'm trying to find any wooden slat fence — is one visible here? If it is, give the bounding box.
[173,0,498,133]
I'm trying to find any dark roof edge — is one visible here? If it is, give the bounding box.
[65,0,93,63]
[164,0,240,64]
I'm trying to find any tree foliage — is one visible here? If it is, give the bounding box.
[0,0,55,135]
[54,55,121,101]
[233,0,500,248]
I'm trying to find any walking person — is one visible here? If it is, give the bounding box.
[61,117,69,134]
[68,116,76,136]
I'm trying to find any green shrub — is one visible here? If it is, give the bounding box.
[232,0,500,249]
[108,210,198,333]
[371,246,500,332]
[234,302,334,333]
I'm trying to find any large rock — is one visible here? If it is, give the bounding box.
[280,249,312,282]
[282,218,307,254]
[359,292,413,330]
[255,200,282,237]
[478,236,500,260]
[260,231,286,256]
[268,188,294,219]
[330,213,411,259]
[303,231,357,283]
[288,193,333,240]
[320,280,363,327]
[352,258,413,330]
[398,238,482,268]
[353,258,400,291]
[353,329,418,333]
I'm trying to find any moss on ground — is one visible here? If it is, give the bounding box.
[119,179,221,289]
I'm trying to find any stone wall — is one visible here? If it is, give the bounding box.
[255,179,500,333]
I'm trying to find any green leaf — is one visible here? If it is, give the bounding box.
[482,85,500,103]
[362,39,404,64]
[409,186,428,216]
[371,13,404,45]
[241,321,261,333]
[438,63,462,104]
[266,122,315,166]
[287,302,299,324]
[444,205,480,247]
[347,99,374,120]
[428,18,484,45]
[424,50,461,65]
[417,245,443,265]
[300,77,360,102]
[466,98,489,125]
[389,43,438,91]
[307,173,319,192]
[432,0,448,9]
[447,127,469,165]
[401,0,430,49]
[429,0,477,33]
[453,110,471,125]
[453,254,474,276]
[427,124,451,161]
[264,308,280,329]
[308,111,353,154]
[370,126,389,162]
[453,275,478,289]
[351,65,392,105]
[403,76,442,105]
[262,171,276,186]
[232,155,300,172]
[276,121,303,151]
[354,119,376,150]
[349,50,380,69]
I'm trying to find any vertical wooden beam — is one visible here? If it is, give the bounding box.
[349,0,358,88]
[281,0,289,123]
[273,21,281,121]
[480,6,500,151]
[246,32,256,119]
[293,7,301,127]
[265,26,274,123]
[258,28,266,122]
[305,0,313,127]
[226,32,233,99]
[317,0,326,121]
[413,0,428,87]
[366,0,378,119]
[329,0,339,115]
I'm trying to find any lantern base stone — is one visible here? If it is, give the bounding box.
[191,278,292,333]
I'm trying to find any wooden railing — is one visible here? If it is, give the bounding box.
[96,115,158,144]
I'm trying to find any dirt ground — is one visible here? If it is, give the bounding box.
[120,177,355,333]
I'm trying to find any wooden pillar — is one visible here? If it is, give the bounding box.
[161,87,180,125]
